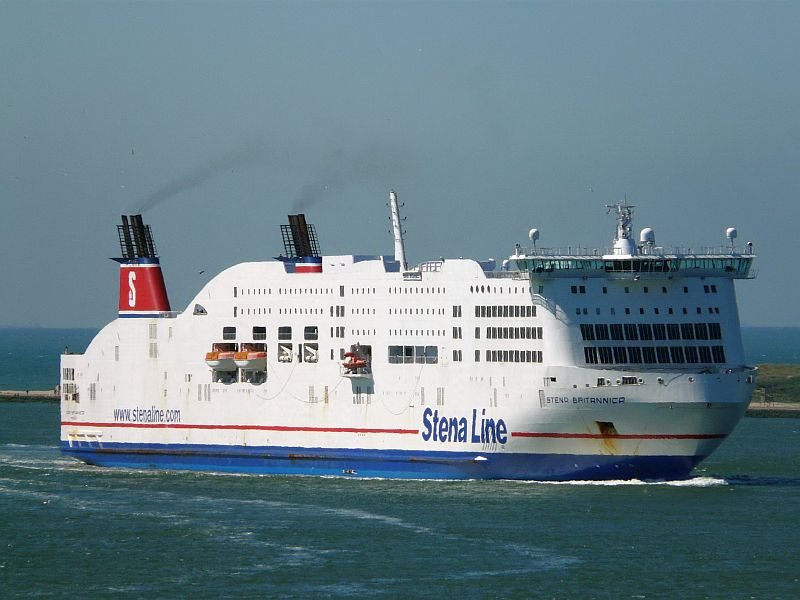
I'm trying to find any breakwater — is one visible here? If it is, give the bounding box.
[0,389,58,402]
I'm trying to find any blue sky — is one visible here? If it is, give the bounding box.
[2,0,798,327]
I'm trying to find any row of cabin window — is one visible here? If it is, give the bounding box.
[485,349,544,363]
[469,285,527,294]
[482,326,543,340]
[233,287,337,297]
[575,306,721,317]
[584,345,726,365]
[391,329,447,337]
[222,326,318,341]
[389,307,446,316]
[474,305,536,318]
[389,287,446,295]
[235,307,325,316]
[580,322,722,342]
[388,346,544,365]
[571,284,718,295]
[388,345,439,364]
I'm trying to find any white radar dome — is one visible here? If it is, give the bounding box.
[528,228,540,242]
[640,227,655,244]
[726,227,738,240]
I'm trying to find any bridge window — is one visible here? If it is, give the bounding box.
[670,346,685,363]
[628,347,642,363]
[712,345,726,363]
[598,347,614,364]
[698,346,712,363]
[584,347,599,364]
[642,347,657,364]
[613,347,627,363]
[684,346,699,363]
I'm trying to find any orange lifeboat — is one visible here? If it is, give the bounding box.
[206,350,236,370]
[218,351,237,370]
[235,351,267,370]
[342,351,368,372]
[205,351,222,368]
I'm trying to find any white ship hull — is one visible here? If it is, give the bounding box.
[60,201,757,480]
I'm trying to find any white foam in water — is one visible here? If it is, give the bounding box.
[316,506,433,534]
[663,476,728,487]
[527,476,728,487]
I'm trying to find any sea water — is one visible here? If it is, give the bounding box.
[0,327,95,391]
[0,327,798,597]
[0,405,798,597]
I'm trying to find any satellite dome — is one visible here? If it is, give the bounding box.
[528,228,540,242]
[640,227,655,244]
[726,227,738,240]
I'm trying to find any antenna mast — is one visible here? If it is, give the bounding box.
[606,201,636,256]
[388,190,407,270]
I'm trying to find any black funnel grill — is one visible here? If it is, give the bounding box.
[118,214,159,259]
[281,214,320,258]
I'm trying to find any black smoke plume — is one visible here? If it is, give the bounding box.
[131,141,268,213]
[291,142,412,213]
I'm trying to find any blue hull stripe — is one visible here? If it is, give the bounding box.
[60,442,704,481]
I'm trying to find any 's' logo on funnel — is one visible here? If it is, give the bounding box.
[128,272,137,307]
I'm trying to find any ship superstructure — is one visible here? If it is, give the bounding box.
[60,193,757,480]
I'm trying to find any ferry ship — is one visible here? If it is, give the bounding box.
[60,193,757,480]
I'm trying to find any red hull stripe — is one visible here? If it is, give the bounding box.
[62,421,418,435]
[60,421,724,440]
[510,431,726,440]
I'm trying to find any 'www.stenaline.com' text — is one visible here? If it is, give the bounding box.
[113,407,181,424]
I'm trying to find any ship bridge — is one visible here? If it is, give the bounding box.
[511,250,756,280]
[508,202,756,281]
